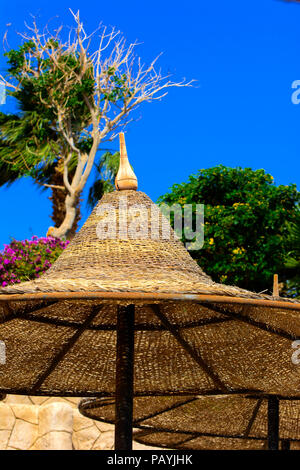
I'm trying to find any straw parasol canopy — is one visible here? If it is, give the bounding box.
[79,395,300,450]
[0,133,299,448]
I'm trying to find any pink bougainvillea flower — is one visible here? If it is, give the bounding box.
[0,236,68,286]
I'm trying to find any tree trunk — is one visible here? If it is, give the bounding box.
[49,168,81,240]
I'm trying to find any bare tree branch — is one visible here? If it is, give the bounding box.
[0,11,193,238]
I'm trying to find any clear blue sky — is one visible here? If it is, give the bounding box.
[0,0,300,246]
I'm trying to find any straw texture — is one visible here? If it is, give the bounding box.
[0,190,299,397]
[79,395,300,450]
[0,189,296,300]
[0,300,299,397]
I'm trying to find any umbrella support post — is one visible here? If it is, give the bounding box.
[115,304,135,450]
[267,396,279,450]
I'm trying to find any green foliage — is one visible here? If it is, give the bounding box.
[1,43,94,192]
[5,41,93,122]
[0,110,59,184]
[0,41,126,198]
[102,69,133,103]
[5,41,134,119]
[5,41,36,77]
[158,165,300,293]
[0,42,97,214]
[284,210,300,297]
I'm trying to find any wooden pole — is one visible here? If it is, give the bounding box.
[268,396,279,450]
[115,304,135,450]
[273,274,279,297]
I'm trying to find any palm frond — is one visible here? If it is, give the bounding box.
[87,151,119,208]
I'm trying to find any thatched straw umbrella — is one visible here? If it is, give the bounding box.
[79,394,300,450]
[0,133,299,449]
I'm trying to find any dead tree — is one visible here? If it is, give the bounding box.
[1,10,192,238]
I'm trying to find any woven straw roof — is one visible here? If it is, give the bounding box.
[0,134,299,398]
[0,187,289,301]
[79,395,300,450]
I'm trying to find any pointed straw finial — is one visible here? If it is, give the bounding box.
[115,133,138,191]
[273,274,279,297]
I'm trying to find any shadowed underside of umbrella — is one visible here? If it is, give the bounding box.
[0,134,299,450]
[133,431,300,450]
[79,395,300,450]
[0,299,299,397]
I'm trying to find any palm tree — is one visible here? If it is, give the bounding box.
[87,151,119,209]
[0,111,118,238]
[0,110,81,237]
[0,43,98,238]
